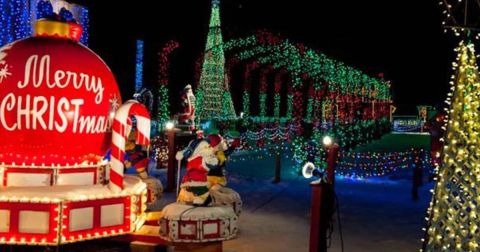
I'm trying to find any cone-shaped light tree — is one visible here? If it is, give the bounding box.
[423,41,480,251]
[196,0,236,121]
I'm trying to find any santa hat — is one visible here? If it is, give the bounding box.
[207,134,223,148]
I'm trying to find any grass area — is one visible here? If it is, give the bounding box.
[353,133,431,152]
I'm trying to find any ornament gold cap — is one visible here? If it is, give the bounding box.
[34,19,83,42]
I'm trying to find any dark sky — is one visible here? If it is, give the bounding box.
[71,0,456,113]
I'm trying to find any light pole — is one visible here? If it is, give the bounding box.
[323,136,339,185]
[306,135,339,252]
[166,121,177,192]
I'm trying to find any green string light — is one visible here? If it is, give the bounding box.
[196,0,236,120]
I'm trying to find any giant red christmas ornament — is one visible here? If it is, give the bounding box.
[0,19,150,247]
[0,20,121,166]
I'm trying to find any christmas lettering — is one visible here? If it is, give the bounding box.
[0,94,111,133]
[18,54,105,104]
[0,54,112,133]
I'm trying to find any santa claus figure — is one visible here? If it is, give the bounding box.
[175,133,243,214]
[206,134,243,215]
[207,134,240,190]
[176,138,218,206]
[178,84,196,130]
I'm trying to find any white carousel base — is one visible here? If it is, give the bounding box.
[0,175,148,245]
[177,186,242,216]
[142,176,163,211]
[209,186,242,216]
[159,202,238,243]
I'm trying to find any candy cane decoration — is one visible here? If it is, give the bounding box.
[109,99,151,192]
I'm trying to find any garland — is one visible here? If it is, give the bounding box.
[222,31,391,101]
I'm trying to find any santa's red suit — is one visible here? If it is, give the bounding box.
[179,100,195,123]
[178,85,196,126]
[181,156,209,186]
[177,140,218,205]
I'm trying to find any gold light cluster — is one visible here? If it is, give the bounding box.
[423,41,480,251]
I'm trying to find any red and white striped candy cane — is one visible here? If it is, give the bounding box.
[109,99,151,192]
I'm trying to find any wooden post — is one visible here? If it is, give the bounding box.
[273,151,281,183]
[309,142,339,252]
[167,129,176,192]
[309,182,336,252]
[309,183,325,252]
[309,183,322,252]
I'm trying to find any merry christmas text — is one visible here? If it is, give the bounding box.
[0,94,111,133]
[18,54,105,104]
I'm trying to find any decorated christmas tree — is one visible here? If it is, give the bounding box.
[423,41,480,251]
[196,0,236,121]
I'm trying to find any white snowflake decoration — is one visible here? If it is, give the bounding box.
[0,64,11,84]
[0,43,14,84]
[109,95,120,111]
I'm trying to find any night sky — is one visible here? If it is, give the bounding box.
[71,0,456,114]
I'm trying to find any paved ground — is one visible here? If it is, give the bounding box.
[1,154,432,252]
[221,155,433,252]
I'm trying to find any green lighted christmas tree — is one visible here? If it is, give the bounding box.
[423,41,480,251]
[196,0,236,121]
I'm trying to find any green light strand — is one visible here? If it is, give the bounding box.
[274,94,281,118]
[286,94,293,119]
[259,93,267,117]
[305,97,314,123]
[195,90,204,122]
[222,91,236,120]
[231,38,391,101]
[156,85,169,125]
[196,0,236,120]
[242,91,250,119]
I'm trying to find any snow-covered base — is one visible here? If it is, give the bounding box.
[159,202,238,243]
[0,175,147,245]
[178,186,243,216]
[142,176,163,211]
[210,187,243,216]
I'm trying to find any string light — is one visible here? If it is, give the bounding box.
[241,62,259,121]
[196,0,236,120]
[273,69,286,118]
[286,88,294,119]
[423,41,480,251]
[0,0,31,46]
[437,0,480,39]
[157,40,179,124]
[0,178,147,245]
[135,40,144,93]
[335,149,431,179]
[76,5,89,45]
[224,31,391,102]
[9,0,89,46]
[259,66,273,117]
